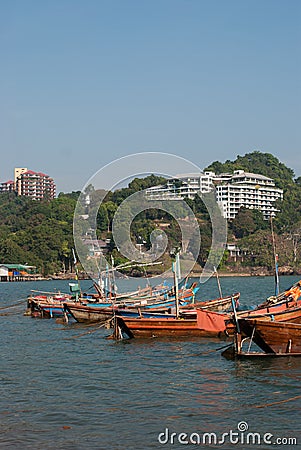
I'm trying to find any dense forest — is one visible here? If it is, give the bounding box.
[1,151,301,276]
[0,192,78,274]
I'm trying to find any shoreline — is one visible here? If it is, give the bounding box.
[1,269,300,282]
[191,272,253,277]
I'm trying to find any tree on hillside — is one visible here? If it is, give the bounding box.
[58,191,81,200]
[0,237,36,265]
[231,208,256,238]
[97,204,109,232]
[205,151,295,189]
[231,207,268,238]
[282,220,301,264]
[295,177,301,186]
[240,229,274,268]
[128,174,166,191]
[274,183,301,230]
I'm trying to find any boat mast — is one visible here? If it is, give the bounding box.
[214,265,223,298]
[72,248,81,300]
[271,216,280,296]
[171,249,180,318]
[111,255,117,302]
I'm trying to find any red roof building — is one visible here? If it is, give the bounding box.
[15,169,56,200]
[0,180,15,193]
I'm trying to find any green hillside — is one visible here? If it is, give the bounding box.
[1,153,301,275]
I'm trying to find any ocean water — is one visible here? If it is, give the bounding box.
[1,276,301,449]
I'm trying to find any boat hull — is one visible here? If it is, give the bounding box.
[225,301,301,334]
[238,319,301,354]
[64,303,114,323]
[115,313,231,339]
[183,293,240,313]
[238,299,301,320]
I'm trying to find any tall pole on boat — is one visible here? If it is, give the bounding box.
[231,296,241,354]
[171,247,180,318]
[72,248,81,300]
[214,266,223,298]
[105,263,110,302]
[176,252,181,280]
[271,217,280,296]
[111,255,117,302]
[172,261,179,319]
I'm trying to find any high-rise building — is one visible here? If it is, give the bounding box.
[0,168,56,200]
[145,170,283,220]
[215,170,283,220]
[15,170,56,200]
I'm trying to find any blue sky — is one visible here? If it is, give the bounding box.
[1,0,300,193]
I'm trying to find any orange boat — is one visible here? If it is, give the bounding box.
[113,308,232,339]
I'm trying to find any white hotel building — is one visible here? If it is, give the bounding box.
[146,170,283,220]
[146,172,214,200]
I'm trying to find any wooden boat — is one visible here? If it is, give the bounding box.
[26,279,197,318]
[93,282,153,301]
[27,290,170,319]
[182,292,240,313]
[26,291,74,318]
[121,283,200,308]
[94,274,198,303]
[113,308,232,339]
[62,282,201,323]
[223,298,301,331]
[255,280,301,310]
[64,301,176,323]
[64,289,239,324]
[236,318,301,355]
[223,281,301,332]
[222,284,301,358]
[64,301,178,323]
[238,301,301,321]
[222,272,301,358]
[63,302,116,323]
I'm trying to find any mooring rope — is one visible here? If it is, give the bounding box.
[35,317,114,343]
[255,394,301,409]
[0,311,20,316]
[0,299,28,310]
[188,342,233,357]
[62,317,114,340]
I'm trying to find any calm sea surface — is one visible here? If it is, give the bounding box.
[1,276,301,449]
